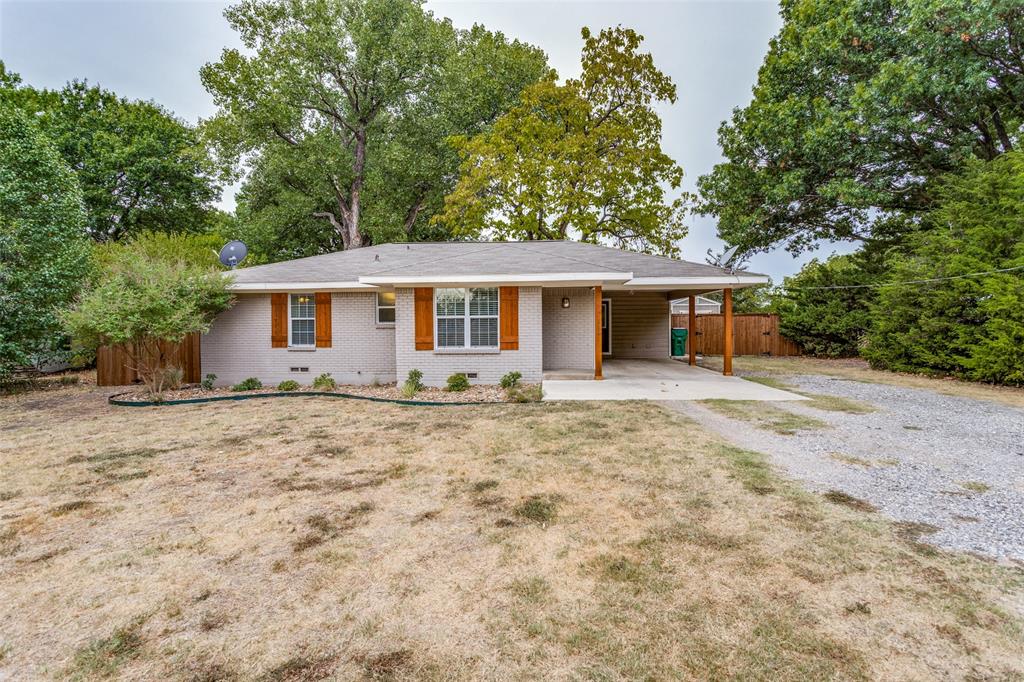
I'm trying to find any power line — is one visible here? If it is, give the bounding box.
[778,264,1024,291]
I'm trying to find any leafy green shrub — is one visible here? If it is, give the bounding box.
[231,377,262,392]
[499,371,521,389]
[446,373,470,392]
[406,369,424,390]
[200,373,217,390]
[277,379,300,391]
[312,373,336,390]
[400,369,424,398]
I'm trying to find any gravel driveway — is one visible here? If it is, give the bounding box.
[667,375,1024,562]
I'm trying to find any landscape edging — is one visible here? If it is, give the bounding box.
[107,390,498,408]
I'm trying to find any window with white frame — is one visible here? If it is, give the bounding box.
[376,291,396,324]
[436,287,498,348]
[289,293,316,347]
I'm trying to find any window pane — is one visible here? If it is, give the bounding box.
[469,288,498,316]
[437,318,464,347]
[377,307,396,323]
[436,288,465,316]
[290,294,315,319]
[470,318,498,347]
[377,291,396,306]
[292,318,315,346]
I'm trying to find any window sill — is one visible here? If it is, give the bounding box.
[287,347,316,352]
[434,347,500,355]
[375,323,396,330]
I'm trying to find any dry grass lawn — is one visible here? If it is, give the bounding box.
[1,385,1023,680]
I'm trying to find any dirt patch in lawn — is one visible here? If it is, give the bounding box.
[1,388,1022,680]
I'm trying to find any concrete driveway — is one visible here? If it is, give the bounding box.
[542,358,806,401]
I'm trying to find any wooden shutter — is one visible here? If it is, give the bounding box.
[414,287,433,351]
[315,292,332,348]
[499,286,519,350]
[271,293,288,348]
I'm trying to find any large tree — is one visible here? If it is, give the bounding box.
[0,103,92,378]
[434,27,687,255]
[201,0,547,253]
[1,65,221,242]
[863,152,1024,384]
[697,0,1024,256]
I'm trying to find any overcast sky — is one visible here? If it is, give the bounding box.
[0,0,851,280]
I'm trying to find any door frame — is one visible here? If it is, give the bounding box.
[601,298,612,356]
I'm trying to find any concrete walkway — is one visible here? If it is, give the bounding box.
[542,358,806,401]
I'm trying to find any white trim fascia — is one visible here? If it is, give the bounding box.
[618,275,770,288]
[359,272,632,286]
[229,281,375,292]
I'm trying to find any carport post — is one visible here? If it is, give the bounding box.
[688,295,696,366]
[723,288,733,376]
[594,285,603,380]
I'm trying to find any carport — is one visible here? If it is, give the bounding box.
[542,358,805,401]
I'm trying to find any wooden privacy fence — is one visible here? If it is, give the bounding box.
[96,333,201,387]
[671,313,801,357]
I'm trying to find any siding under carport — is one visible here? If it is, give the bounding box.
[603,291,670,359]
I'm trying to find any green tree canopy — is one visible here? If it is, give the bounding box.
[772,253,879,357]
[1,64,221,242]
[0,103,92,378]
[65,241,234,396]
[434,27,687,255]
[863,152,1024,384]
[697,0,1024,256]
[201,0,547,255]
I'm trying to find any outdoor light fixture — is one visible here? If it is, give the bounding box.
[561,297,571,308]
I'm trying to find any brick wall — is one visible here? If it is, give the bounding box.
[541,287,595,371]
[604,290,670,358]
[201,293,397,387]
[395,287,543,387]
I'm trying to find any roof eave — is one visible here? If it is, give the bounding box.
[358,272,633,287]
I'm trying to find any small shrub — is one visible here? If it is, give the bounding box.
[231,377,262,392]
[446,373,470,392]
[277,379,300,391]
[312,373,336,390]
[200,373,217,390]
[399,381,418,398]
[406,368,424,390]
[499,371,522,389]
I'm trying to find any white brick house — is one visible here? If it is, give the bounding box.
[202,241,767,387]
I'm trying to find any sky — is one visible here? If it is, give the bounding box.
[0,0,852,281]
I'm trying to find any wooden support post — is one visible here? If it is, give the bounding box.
[594,286,603,380]
[688,295,697,366]
[723,288,733,376]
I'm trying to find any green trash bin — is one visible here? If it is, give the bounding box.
[671,328,688,357]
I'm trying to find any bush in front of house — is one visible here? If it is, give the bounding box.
[401,369,424,398]
[446,373,470,392]
[231,377,262,392]
[499,371,522,389]
[312,373,336,390]
[277,380,300,391]
[201,373,217,390]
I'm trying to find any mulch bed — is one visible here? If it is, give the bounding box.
[112,382,531,404]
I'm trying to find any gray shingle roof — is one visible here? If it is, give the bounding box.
[231,240,763,284]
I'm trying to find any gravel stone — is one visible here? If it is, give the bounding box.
[667,374,1024,561]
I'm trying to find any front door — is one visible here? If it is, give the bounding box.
[601,299,611,355]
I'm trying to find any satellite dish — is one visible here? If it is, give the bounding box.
[719,245,740,268]
[219,240,248,268]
